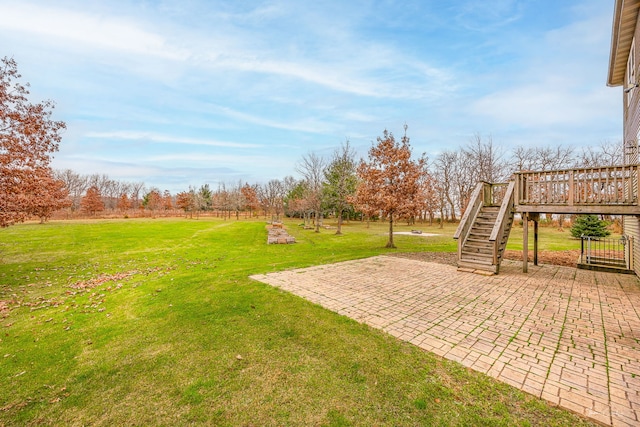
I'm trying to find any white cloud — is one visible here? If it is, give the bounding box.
[468,2,616,132]
[85,131,262,149]
[470,85,615,128]
[0,1,453,101]
[0,3,187,60]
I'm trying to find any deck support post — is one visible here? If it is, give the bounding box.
[532,213,539,266]
[523,213,528,273]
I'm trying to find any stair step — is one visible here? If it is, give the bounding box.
[464,251,493,257]
[457,260,498,274]
[473,228,494,234]
[466,246,491,253]
[467,236,491,243]
[473,231,496,236]
[473,222,495,227]
[456,193,514,276]
[460,253,503,263]
[465,239,492,246]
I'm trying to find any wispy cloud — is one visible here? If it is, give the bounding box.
[0,3,187,60]
[2,0,621,192]
[85,131,262,149]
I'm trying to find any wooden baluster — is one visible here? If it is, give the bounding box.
[568,170,574,206]
[608,167,612,203]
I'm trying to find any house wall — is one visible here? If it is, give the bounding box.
[624,216,640,272]
[623,12,640,276]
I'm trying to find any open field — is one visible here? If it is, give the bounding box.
[0,218,598,426]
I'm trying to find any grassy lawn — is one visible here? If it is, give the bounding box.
[506,222,582,252]
[0,218,597,426]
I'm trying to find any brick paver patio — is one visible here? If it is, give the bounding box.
[251,256,640,426]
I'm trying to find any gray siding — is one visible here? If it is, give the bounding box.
[624,12,640,163]
[624,216,640,275]
[622,12,640,277]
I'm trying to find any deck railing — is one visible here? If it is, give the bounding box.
[580,235,634,271]
[454,181,513,270]
[515,165,639,209]
[489,181,515,265]
[454,181,485,260]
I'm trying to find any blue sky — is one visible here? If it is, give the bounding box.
[0,0,621,193]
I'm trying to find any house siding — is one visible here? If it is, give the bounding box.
[624,17,640,152]
[622,11,640,276]
[623,216,640,274]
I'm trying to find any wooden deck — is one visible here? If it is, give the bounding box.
[515,165,640,214]
[456,164,640,275]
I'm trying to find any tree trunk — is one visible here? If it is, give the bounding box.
[336,210,343,235]
[314,210,321,233]
[386,213,396,248]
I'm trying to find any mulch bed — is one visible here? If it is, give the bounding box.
[392,250,581,268]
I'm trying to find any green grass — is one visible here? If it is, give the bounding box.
[0,218,597,426]
[505,221,621,252]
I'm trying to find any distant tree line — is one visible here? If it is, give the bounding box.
[0,56,626,233]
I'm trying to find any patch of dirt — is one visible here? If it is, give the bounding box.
[503,250,581,268]
[392,250,581,268]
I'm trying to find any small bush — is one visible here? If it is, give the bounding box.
[570,215,611,238]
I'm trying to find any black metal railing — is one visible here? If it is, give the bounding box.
[580,235,631,269]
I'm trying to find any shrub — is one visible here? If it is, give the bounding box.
[570,215,611,238]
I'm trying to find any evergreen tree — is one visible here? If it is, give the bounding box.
[570,215,611,238]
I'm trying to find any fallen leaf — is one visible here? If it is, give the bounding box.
[235,355,243,360]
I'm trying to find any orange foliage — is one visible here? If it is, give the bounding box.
[81,186,104,216]
[0,57,66,227]
[355,128,427,247]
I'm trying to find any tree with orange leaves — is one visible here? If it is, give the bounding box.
[176,189,196,218]
[27,171,71,223]
[81,186,104,216]
[117,193,131,213]
[0,57,66,227]
[143,189,162,216]
[240,183,260,218]
[162,190,173,212]
[355,126,427,248]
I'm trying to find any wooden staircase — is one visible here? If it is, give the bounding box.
[454,181,515,275]
[458,206,512,274]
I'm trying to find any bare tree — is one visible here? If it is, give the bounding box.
[463,133,509,183]
[579,140,624,167]
[323,141,358,234]
[535,146,575,171]
[433,151,459,222]
[512,146,536,172]
[129,182,145,210]
[296,153,326,232]
[264,179,288,221]
[54,169,88,212]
